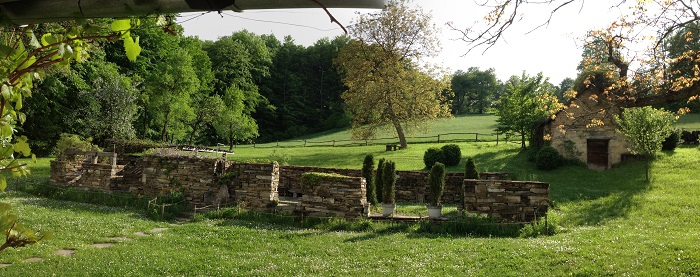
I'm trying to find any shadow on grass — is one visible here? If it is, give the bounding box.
[472,148,650,226]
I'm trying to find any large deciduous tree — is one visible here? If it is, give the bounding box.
[452,1,700,116]
[335,0,451,148]
[496,72,561,149]
[615,106,675,181]
[450,67,499,114]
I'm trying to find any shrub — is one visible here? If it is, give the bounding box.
[465,157,479,179]
[440,144,461,166]
[427,162,446,207]
[53,133,102,157]
[662,130,680,151]
[423,148,445,169]
[362,154,377,205]
[535,145,563,170]
[681,130,699,144]
[382,160,396,204]
[375,158,385,203]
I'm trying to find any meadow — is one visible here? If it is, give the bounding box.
[1,114,700,275]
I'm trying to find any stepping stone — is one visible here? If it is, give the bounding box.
[0,263,11,268]
[90,243,115,249]
[134,231,148,237]
[112,237,133,241]
[54,249,76,257]
[23,257,43,263]
[150,228,169,233]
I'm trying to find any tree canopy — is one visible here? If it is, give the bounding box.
[335,0,451,148]
[496,72,561,148]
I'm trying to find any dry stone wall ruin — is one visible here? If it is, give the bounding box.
[50,150,547,222]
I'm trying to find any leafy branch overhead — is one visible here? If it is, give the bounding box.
[0,17,148,252]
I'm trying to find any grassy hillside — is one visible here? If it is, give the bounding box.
[226,113,700,171]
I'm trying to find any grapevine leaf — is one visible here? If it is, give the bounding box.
[124,36,141,62]
[111,19,131,32]
[26,29,41,48]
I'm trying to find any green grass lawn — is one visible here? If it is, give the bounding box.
[3,113,700,275]
[2,145,700,275]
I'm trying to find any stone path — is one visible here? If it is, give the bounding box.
[0,227,171,269]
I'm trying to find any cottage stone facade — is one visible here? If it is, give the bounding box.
[544,89,632,170]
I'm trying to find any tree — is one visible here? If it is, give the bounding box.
[452,1,700,116]
[496,72,561,148]
[615,106,675,181]
[335,0,451,148]
[450,67,499,114]
[79,62,139,143]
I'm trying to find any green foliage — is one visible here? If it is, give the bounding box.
[381,160,396,204]
[518,212,560,238]
[0,202,52,252]
[496,72,561,148]
[662,129,680,151]
[465,157,480,179]
[216,171,240,186]
[427,162,446,206]
[375,158,385,203]
[681,130,699,144]
[615,106,676,181]
[53,133,102,157]
[423,147,445,169]
[450,67,499,114]
[362,154,377,205]
[535,145,564,170]
[300,172,348,189]
[615,107,676,157]
[440,144,461,166]
[336,0,451,148]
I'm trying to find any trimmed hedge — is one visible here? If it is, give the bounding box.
[535,145,563,170]
[423,148,445,169]
[441,144,462,166]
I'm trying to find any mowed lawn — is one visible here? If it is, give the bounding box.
[1,114,700,275]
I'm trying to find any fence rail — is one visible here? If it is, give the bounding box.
[229,131,520,149]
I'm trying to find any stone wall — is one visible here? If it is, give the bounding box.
[224,162,280,210]
[298,173,370,218]
[49,150,121,190]
[463,179,549,222]
[280,165,512,204]
[137,155,223,208]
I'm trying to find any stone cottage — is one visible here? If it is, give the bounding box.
[542,89,632,170]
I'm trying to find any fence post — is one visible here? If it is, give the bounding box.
[333,140,336,147]
[437,134,440,143]
[304,140,307,147]
[253,142,256,148]
[475,133,479,142]
[276,141,279,148]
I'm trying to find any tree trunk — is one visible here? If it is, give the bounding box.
[228,121,234,151]
[520,133,526,149]
[645,157,650,182]
[161,109,171,143]
[393,121,407,148]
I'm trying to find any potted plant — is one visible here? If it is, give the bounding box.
[362,154,377,206]
[427,162,446,219]
[381,160,397,217]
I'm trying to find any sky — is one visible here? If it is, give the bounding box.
[179,1,626,85]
